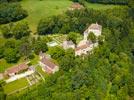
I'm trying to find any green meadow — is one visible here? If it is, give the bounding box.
[21,0,72,32]
[3,78,29,94]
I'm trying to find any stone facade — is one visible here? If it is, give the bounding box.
[84,23,102,40]
[62,40,75,49]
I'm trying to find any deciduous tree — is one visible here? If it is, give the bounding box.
[4,48,19,63]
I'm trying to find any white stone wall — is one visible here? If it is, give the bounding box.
[75,44,94,56]
[63,41,75,50]
[9,73,15,77]
[84,29,101,40]
[75,50,82,56]
[6,70,34,83]
[52,66,59,73]
[88,29,101,36]
[63,44,75,50]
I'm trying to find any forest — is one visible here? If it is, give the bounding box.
[0,0,134,100]
[17,3,134,99]
[72,0,129,5]
[0,2,27,24]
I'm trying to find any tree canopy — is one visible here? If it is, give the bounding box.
[0,0,134,99]
[0,3,27,24]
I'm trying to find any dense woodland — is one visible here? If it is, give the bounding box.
[0,0,22,3]
[0,2,27,24]
[19,7,134,100]
[0,0,134,100]
[72,0,129,5]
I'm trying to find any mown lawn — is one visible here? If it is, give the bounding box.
[36,66,46,78]
[3,78,29,94]
[29,54,39,65]
[21,0,72,32]
[85,2,126,10]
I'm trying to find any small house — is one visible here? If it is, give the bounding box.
[62,40,75,50]
[39,54,59,74]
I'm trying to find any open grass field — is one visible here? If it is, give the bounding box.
[85,2,126,10]
[21,0,72,32]
[20,0,126,32]
[6,81,42,99]
[3,78,29,94]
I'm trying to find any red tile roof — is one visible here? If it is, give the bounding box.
[6,63,28,74]
[41,58,57,69]
[75,44,90,51]
[70,3,84,9]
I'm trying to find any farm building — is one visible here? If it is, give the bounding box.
[39,54,59,74]
[5,63,28,77]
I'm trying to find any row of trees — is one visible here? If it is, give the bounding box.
[0,2,27,24]
[0,0,22,2]
[71,0,129,5]
[85,0,128,5]
[38,7,131,37]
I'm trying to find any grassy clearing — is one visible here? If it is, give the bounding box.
[29,54,39,65]
[36,66,46,78]
[6,81,42,99]
[3,78,29,94]
[21,0,72,32]
[85,2,126,10]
